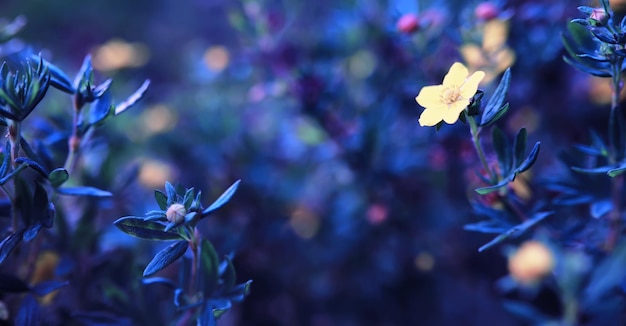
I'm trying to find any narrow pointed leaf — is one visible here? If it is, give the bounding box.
[513,128,527,167]
[165,182,176,206]
[143,240,188,277]
[475,178,510,195]
[31,280,69,297]
[480,68,511,126]
[0,229,24,264]
[492,126,512,175]
[114,216,183,241]
[222,256,236,290]
[56,186,112,197]
[154,190,168,210]
[608,160,626,177]
[202,180,241,216]
[15,295,40,326]
[201,240,220,294]
[115,79,151,115]
[515,142,541,174]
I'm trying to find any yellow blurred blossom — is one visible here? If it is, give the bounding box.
[416,62,485,126]
[460,19,515,84]
[92,38,150,71]
[203,46,230,72]
[508,240,555,285]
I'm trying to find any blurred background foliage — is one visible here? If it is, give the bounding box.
[0,0,623,325]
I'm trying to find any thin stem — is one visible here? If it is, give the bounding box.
[64,98,82,173]
[562,296,578,326]
[606,61,624,251]
[8,121,20,232]
[467,113,496,182]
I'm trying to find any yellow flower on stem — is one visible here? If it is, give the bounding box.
[416,62,485,127]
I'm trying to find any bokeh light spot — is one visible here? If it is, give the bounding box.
[203,45,230,72]
[347,49,376,79]
[415,251,435,272]
[92,38,150,71]
[289,206,320,239]
[139,159,174,189]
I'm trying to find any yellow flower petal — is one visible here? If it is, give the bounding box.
[460,71,486,98]
[443,62,469,87]
[442,100,470,124]
[418,106,445,126]
[416,85,445,109]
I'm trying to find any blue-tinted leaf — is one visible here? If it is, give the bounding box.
[0,142,10,178]
[22,224,41,242]
[464,220,508,234]
[480,103,509,127]
[31,280,68,297]
[201,240,220,294]
[514,142,541,174]
[143,240,188,277]
[115,79,151,115]
[89,89,113,126]
[224,280,252,303]
[198,301,218,326]
[591,199,613,219]
[43,59,74,94]
[475,178,509,195]
[74,55,92,90]
[608,160,626,177]
[165,181,176,206]
[492,126,511,175]
[502,300,552,324]
[56,186,112,197]
[513,128,527,167]
[222,256,236,290]
[14,157,48,177]
[48,168,69,188]
[0,229,24,264]
[480,68,510,126]
[571,165,613,174]
[0,273,30,293]
[584,241,626,306]
[478,212,552,252]
[142,277,177,289]
[563,55,611,77]
[154,190,168,210]
[16,295,40,326]
[211,298,232,319]
[114,216,183,241]
[183,188,194,210]
[202,180,241,216]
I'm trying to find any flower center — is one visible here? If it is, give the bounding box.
[441,86,461,105]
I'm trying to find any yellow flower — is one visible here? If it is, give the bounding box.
[416,62,485,126]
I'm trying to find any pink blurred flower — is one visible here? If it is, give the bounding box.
[396,13,420,34]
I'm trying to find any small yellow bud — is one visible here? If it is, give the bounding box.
[508,240,555,285]
[165,203,186,224]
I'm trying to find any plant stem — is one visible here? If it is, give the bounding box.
[467,113,496,182]
[64,99,82,173]
[606,61,624,251]
[8,121,20,232]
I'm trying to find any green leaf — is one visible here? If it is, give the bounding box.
[114,216,183,241]
[202,180,241,216]
[513,128,527,168]
[608,160,626,177]
[492,126,512,175]
[200,240,220,294]
[154,190,168,210]
[143,240,188,277]
[475,178,509,195]
[56,186,112,197]
[571,165,613,174]
[224,280,252,303]
[480,68,511,126]
[48,168,69,188]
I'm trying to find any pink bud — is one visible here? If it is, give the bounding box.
[590,8,608,24]
[397,13,420,34]
[475,2,499,21]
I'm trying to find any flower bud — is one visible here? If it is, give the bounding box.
[166,203,186,224]
[396,13,420,34]
[475,2,499,21]
[508,240,555,285]
[590,8,609,25]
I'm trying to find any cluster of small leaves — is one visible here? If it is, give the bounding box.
[461,69,544,251]
[114,180,250,324]
[563,0,626,77]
